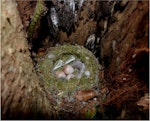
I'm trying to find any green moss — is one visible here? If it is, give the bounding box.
[36,45,99,101]
[28,0,46,39]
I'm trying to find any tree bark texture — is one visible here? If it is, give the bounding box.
[1,0,54,119]
[100,1,148,76]
[100,1,149,112]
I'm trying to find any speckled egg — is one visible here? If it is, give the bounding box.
[63,65,74,75]
[55,70,66,79]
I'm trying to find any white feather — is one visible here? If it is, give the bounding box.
[50,7,58,27]
[64,55,76,65]
[53,60,63,71]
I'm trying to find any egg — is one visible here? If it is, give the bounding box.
[66,73,75,80]
[55,70,66,79]
[63,65,74,75]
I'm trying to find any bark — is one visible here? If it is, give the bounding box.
[100,1,149,115]
[100,1,149,76]
[1,0,54,119]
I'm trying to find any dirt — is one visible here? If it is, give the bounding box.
[15,0,149,119]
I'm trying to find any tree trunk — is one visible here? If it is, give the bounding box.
[1,0,54,119]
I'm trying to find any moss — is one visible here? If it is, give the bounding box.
[28,0,46,39]
[36,45,99,102]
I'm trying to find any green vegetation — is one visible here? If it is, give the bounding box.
[28,0,46,39]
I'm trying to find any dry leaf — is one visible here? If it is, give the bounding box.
[75,90,97,101]
[137,93,149,110]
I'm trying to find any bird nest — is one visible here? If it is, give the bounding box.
[36,45,100,101]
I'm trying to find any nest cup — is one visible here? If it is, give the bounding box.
[36,45,99,101]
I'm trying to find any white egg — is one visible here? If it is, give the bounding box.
[55,71,66,79]
[63,65,74,75]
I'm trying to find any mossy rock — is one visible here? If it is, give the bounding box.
[36,45,99,102]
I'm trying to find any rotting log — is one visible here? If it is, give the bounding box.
[1,0,54,119]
